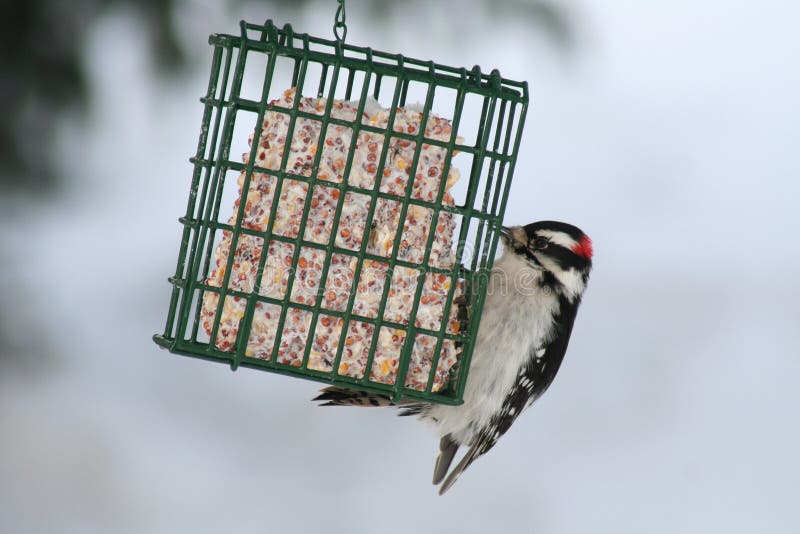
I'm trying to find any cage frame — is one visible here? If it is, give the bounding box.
[154,20,529,405]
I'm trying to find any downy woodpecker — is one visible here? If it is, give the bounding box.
[315,221,593,494]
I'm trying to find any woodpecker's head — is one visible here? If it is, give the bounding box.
[500,221,593,301]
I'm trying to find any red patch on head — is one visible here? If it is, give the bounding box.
[572,235,593,259]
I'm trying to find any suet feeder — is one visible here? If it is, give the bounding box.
[154,5,529,405]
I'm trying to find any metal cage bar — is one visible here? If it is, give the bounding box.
[154,20,529,405]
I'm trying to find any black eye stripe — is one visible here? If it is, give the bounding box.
[526,241,590,271]
[545,246,574,266]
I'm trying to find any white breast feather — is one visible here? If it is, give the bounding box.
[425,252,560,444]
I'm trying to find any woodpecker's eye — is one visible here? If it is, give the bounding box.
[532,236,550,250]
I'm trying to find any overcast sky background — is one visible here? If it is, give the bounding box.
[1,1,799,533]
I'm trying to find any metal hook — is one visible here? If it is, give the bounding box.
[334,0,347,43]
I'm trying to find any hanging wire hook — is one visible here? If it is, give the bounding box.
[334,0,347,43]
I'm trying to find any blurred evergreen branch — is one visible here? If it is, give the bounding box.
[491,0,574,49]
[0,0,184,194]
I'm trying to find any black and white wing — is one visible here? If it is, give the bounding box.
[436,301,579,495]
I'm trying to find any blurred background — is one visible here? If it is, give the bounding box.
[1,0,798,532]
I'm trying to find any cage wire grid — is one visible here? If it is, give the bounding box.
[154,20,529,405]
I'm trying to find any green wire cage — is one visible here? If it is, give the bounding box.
[154,18,529,405]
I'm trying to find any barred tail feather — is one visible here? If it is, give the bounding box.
[313,387,427,417]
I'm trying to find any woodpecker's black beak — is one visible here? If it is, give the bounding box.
[500,226,513,240]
